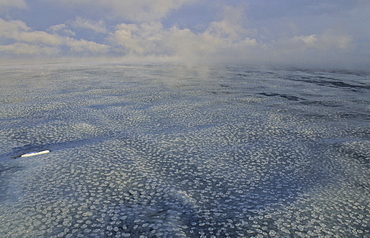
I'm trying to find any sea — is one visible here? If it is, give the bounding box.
[0,63,369,237]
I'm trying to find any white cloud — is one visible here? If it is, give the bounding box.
[105,7,352,66]
[0,18,109,56]
[0,13,353,64]
[66,38,109,53]
[106,6,259,64]
[0,18,59,55]
[109,22,169,56]
[47,24,67,33]
[47,24,76,36]
[167,5,257,63]
[0,18,62,45]
[250,30,356,68]
[70,17,107,33]
[287,32,352,51]
[0,1,365,70]
[0,18,30,37]
[207,5,247,40]
[18,31,63,45]
[291,35,318,47]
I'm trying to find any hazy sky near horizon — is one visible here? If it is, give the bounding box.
[1,0,369,68]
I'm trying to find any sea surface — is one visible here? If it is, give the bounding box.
[0,63,369,237]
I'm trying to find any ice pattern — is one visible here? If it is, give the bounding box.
[0,63,369,237]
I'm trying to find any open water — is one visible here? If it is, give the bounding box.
[0,63,369,237]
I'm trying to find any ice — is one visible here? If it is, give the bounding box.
[0,63,369,237]
[20,150,50,157]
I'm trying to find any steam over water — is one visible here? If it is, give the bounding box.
[0,63,369,237]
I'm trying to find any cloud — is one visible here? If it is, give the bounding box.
[0,19,61,56]
[70,17,107,34]
[109,22,170,56]
[0,1,367,70]
[0,19,62,45]
[166,5,258,64]
[205,6,247,42]
[290,35,318,47]
[0,18,109,56]
[47,24,76,36]
[106,6,258,64]
[283,31,352,52]
[18,31,63,45]
[0,18,30,36]
[247,30,355,68]
[65,38,109,53]
[45,0,196,22]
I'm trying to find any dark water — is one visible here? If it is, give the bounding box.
[0,63,369,237]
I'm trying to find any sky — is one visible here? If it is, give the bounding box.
[1,0,369,69]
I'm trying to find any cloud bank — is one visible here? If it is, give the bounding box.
[0,18,108,56]
[1,0,369,69]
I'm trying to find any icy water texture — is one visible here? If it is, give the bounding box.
[0,63,369,238]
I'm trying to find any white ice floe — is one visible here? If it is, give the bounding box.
[21,150,50,157]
